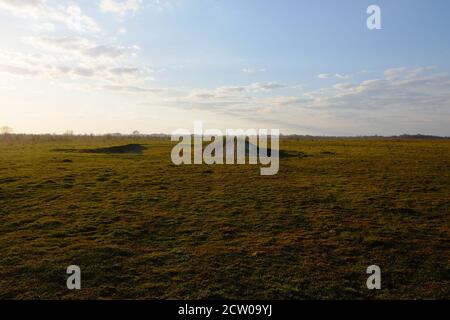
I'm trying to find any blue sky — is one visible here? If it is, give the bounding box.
[0,0,449,135]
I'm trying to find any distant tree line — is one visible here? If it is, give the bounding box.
[0,126,448,140]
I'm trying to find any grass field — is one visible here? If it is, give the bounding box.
[0,135,449,299]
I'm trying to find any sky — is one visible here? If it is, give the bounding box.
[0,0,449,136]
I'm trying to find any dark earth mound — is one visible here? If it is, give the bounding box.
[279,150,307,158]
[81,144,147,154]
[53,144,147,154]
[222,139,305,158]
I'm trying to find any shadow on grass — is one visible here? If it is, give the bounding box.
[52,144,147,154]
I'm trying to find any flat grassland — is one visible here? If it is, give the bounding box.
[0,136,449,299]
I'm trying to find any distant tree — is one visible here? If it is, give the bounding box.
[1,126,13,135]
[132,130,141,136]
[64,130,74,136]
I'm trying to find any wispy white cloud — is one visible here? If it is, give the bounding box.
[99,0,177,15]
[0,1,163,96]
[303,67,450,112]
[0,45,153,89]
[177,82,289,103]
[217,82,288,94]
[318,73,352,80]
[155,67,450,134]
[383,66,436,81]
[103,84,166,94]
[0,0,101,33]
[318,73,332,79]
[242,68,266,74]
[28,36,133,59]
[335,73,351,80]
[100,0,142,16]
